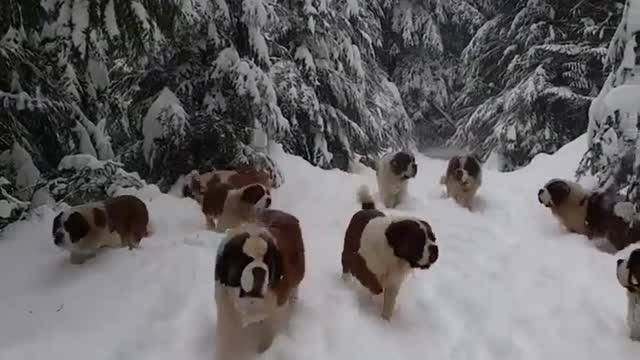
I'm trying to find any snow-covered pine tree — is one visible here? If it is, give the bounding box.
[378,0,486,150]
[274,0,414,170]
[447,0,622,171]
[576,0,640,204]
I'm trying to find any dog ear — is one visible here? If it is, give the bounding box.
[215,233,250,286]
[419,220,436,242]
[241,184,266,205]
[547,180,570,204]
[92,207,107,228]
[64,212,90,242]
[385,220,424,264]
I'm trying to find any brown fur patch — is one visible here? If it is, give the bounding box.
[241,184,267,205]
[254,208,305,306]
[586,191,640,251]
[64,212,91,242]
[342,209,386,295]
[202,181,233,217]
[104,195,150,248]
[93,207,107,228]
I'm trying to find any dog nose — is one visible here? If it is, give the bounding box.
[618,259,624,266]
[54,234,63,246]
[428,245,439,263]
[537,189,543,196]
[265,197,272,208]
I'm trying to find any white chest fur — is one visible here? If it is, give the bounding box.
[627,292,640,340]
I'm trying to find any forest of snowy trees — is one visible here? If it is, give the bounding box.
[0,0,627,229]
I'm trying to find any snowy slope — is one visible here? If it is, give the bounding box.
[1,134,640,360]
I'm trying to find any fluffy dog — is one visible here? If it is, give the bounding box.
[52,195,150,264]
[202,180,272,232]
[182,168,272,204]
[440,155,482,209]
[214,213,305,359]
[341,185,439,320]
[616,248,640,341]
[537,179,590,235]
[376,151,418,208]
[586,191,640,252]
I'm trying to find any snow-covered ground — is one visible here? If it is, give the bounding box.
[1,134,639,360]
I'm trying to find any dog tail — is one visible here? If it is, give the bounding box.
[356,185,376,210]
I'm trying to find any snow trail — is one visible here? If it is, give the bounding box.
[1,134,640,359]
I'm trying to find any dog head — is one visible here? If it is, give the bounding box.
[385,219,439,269]
[390,151,417,180]
[203,182,272,230]
[617,248,640,293]
[52,205,106,253]
[449,155,482,188]
[538,179,577,208]
[215,225,284,320]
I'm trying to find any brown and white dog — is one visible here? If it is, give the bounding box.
[202,180,272,232]
[376,151,418,208]
[537,179,590,235]
[52,195,150,264]
[183,168,272,205]
[616,248,640,341]
[440,155,482,210]
[214,213,305,359]
[341,185,439,320]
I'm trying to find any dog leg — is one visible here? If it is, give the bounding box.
[257,319,278,354]
[381,284,400,320]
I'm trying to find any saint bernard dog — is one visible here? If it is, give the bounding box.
[440,155,482,210]
[214,213,305,358]
[182,167,272,205]
[52,195,150,264]
[585,190,640,252]
[201,178,272,231]
[537,178,590,235]
[376,151,418,208]
[341,185,439,320]
[616,248,640,341]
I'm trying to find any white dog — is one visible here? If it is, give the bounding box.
[376,151,417,208]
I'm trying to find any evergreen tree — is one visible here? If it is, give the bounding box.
[446,0,622,171]
[576,0,640,204]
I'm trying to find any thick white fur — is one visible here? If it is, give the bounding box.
[539,179,590,235]
[356,214,437,319]
[214,223,294,359]
[376,153,412,208]
[617,256,640,341]
[55,203,123,264]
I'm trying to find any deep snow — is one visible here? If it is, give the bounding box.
[1,134,640,360]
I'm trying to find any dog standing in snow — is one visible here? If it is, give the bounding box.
[440,155,482,210]
[376,151,418,208]
[214,215,305,359]
[341,185,439,320]
[202,180,273,232]
[52,195,150,264]
[182,168,272,205]
[616,248,640,341]
[537,179,590,235]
